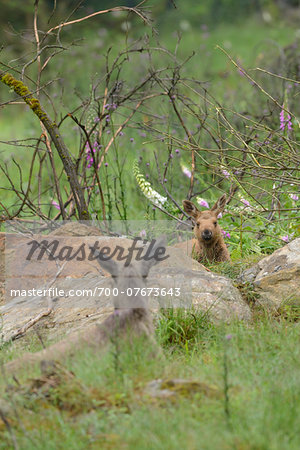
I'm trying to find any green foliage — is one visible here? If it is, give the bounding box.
[1,318,300,449]
[156,308,214,351]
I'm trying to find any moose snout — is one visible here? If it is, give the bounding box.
[202,229,213,241]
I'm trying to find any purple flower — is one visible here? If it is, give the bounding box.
[197,198,209,208]
[290,194,299,201]
[222,169,230,179]
[104,104,110,109]
[139,229,147,238]
[146,162,150,166]
[175,149,180,154]
[105,115,110,122]
[94,117,100,123]
[281,235,289,243]
[51,200,60,210]
[146,174,149,179]
[225,334,232,340]
[217,213,222,219]
[163,178,168,183]
[87,155,94,168]
[119,131,124,136]
[104,162,108,167]
[130,138,134,142]
[221,230,230,239]
[241,198,250,207]
[86,142,98,168]
[280,108,292,131]
[170,154,173,159]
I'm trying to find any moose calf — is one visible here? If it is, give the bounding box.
[178,194,230,264]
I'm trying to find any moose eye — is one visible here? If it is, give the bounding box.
[196,223,200,228]
[213,221,217,226]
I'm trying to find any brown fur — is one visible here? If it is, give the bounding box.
[180,194,230,264]
[4,239,164,376]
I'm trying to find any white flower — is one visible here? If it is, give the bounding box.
[181,165,192,178]
[133,160,167,209]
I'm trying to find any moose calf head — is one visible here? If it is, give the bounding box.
[183,194,227,247]
[94,237,166,310]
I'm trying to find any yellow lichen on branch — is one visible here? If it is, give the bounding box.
[0,72,47,121]
[0,71,91,220]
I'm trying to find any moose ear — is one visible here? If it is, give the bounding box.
[183,200,199,219]
[211,194,227,215]
[140,236,167,278]
[92,248,119,277]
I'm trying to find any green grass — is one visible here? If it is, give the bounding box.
[1,314,300,449]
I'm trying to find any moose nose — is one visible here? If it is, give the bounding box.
[202,229,212,241]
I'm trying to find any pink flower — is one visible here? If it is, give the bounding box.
[290,194,299,201]
[280,108,292,131]
[241,198,250,207]
[51,200,60,210]
[139,230,147,238]
[222,169,230,179]
[221,230,230,239]
[86,142,99,168]
[281,235,289,243]
[197,198,209,208]
[182,166,191,178]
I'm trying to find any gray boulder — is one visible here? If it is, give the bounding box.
[238,238,300,311]
[0,234,251,345]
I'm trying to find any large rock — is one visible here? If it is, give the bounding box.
[150,266,251,322]
[238,238,300,310]
[0,231,251,344]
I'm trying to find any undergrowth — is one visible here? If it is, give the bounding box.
[1,314,300,449]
